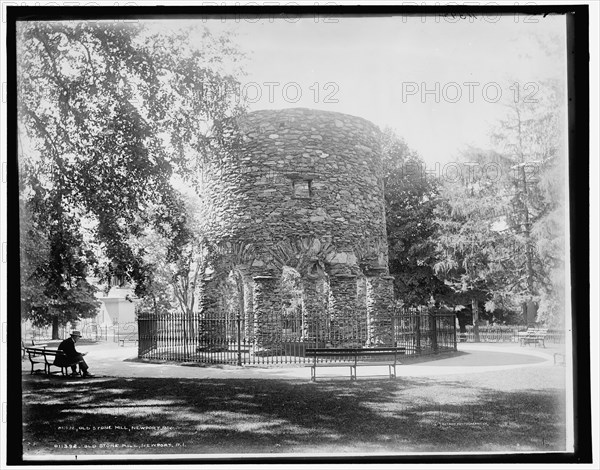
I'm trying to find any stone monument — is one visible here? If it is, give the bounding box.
[198,108,394,351]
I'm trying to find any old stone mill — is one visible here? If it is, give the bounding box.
[138,108,456,364]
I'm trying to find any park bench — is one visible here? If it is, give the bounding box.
[22,339,44,360]
[305,347,406,381]
[553,352,565,365]
[517,328,548,348]
[24,346,46,374]
[21,340,29,359]
[24,347,81,376]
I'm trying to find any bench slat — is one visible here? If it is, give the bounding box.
[518,328,547,348]
[306,347,406,352]
[24,347,79,376]
[306,347,406,381]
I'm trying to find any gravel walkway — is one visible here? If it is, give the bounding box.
[22,340,565,381]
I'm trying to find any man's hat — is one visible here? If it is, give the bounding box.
[70,330,82,337]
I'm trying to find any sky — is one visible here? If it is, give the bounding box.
[182,13,567,167]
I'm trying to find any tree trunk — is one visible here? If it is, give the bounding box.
[526,300,538,326]
[51,316,60,340]
[520,165,536,298]
[471,298,480,342]
[514,113,536,300]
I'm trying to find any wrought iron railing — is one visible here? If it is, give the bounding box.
[459,326,565,344]
[21,320,140,344]
[137,307,457,365]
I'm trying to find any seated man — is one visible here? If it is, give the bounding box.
[55,331,94,377]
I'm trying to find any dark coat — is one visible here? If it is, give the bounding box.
[54,337,82,367]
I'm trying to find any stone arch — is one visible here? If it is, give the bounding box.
[209,239,259,274]
[267,235,335,278]
[280,266,303,339]
[220,269,245,344]
[267,237,336,345]
[353,239,389,275]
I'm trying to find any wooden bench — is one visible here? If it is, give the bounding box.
[24,347,81,376]
[24,346,47,374]
[305,347,406,381]
[22,339,44,360]
[21,340,29,360]
[517,328,548,347]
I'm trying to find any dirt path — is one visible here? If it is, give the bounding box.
[22,341,564,380]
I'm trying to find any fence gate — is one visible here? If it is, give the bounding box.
[391,308,457,355]
[138,314,158,356]
[137,307,456,365]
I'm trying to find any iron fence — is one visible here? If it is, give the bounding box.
[21,323,71,343]
[21,321,139,344]
[459,326,565,344]
[138,307,457,365]
[73,321,139,343]
[392,308,457,356]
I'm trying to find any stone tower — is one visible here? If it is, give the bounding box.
[198,108,394,350]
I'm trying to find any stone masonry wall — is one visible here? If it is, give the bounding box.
[199,108,388,276]
[198,108,395,349]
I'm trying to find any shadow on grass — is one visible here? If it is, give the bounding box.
[22,373,566,455]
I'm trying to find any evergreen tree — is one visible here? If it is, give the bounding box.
[490,80,566,326]
[433,80,567,331]
[432,153,511,341]
[382,128,449,307]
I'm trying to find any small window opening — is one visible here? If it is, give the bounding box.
[293,180,312,199]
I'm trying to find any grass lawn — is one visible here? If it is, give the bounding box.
[21,363,567,456]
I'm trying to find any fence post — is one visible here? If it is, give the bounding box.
[431,312,438,354]
[236,312,242,366]
[137,315,141,358]
[453,314,458,351]
[415,313,421,355]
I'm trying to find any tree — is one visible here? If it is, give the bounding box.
[18,21,246,330]
[20,184,100,338]
[382,128,449,307]
[432,151,514,341]
[489,79,566,326]
[433,79,567,333]
[130,186,206,354]
[531,156,566,327]
[139,186,205,314]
